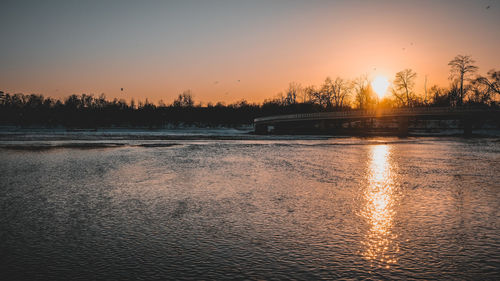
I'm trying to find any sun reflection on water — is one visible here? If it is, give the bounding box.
[361,145,399,268]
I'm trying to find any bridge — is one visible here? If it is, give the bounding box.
[254,107,500,136]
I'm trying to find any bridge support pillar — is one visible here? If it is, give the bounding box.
[255,124,267,135]
[319,120,327,131]
[463,118,473,137]
[398,117,409,136]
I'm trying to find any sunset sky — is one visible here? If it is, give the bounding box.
[1,0,499,104]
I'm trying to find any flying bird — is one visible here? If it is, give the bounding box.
[120,88,124,91]
[486,5,490,9]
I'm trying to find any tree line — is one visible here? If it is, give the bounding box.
[270,55,499,109]
[0,54,498,127]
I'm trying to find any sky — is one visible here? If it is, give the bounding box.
[1,0,499,104]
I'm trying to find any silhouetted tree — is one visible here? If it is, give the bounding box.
[448,81,461,107]
[469,79,492,104]
[352,75,375,109]
[173,90,194,107]
[320,77,335,108]
[392,69,417,107]
[330,77,351,109]
[474,69,500,95]
[448,55,478,105]
[306,84,328,107]
[283,82,302,105]
[427,85,448,106]
[469,69,500,105]
[313,77,351,109]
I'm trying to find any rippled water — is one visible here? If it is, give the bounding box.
[1,135,499,280]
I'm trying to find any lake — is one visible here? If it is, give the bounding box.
[1,130,499,280]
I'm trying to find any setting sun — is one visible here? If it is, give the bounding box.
[372,76,390,98]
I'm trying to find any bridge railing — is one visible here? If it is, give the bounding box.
[254,106,494,123]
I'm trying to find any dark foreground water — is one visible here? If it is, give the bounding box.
[1,133,499,280]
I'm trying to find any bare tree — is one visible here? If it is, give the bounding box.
[331,77,351,108]
[474,69,500,95]
[469,80,492,104]
[447,81,461,107]
[471,69,500,105]
[424,75,428,105]
[353,75,374,109]
[284,82,302,105]
[0,91,7,105]
[319,77,352,109]
[305,85,324,107]
[428,85,447,106]
[320,77,335,108]
[448,54,478,105]
[392,69,417,107]
[173,90,194,107]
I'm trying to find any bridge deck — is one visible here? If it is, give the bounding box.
[254,107,498,124]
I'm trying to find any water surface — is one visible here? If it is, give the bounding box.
[1,135,499,280]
